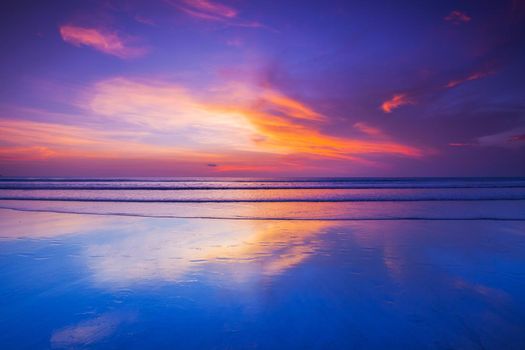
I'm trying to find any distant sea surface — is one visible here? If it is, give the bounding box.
[1,177,524,220]
[0,178,524,349]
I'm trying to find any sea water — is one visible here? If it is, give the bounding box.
[0,177,524,349]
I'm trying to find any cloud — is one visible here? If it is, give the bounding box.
[0,77,423,174]
[176,0,237,20]
[0,146,57,161]
[214,84,422,159]
[477,127,525,148]
[380,93,413,113]
[0,117,217,162]
[169,0,264,28]
[509,134,525,142]
[449,126,525,148]
[211,164,282,172]
[444,10,471,24]
[134,15,156,26]
[59,25,147,59]
[448,142,475,147]
[446,70,493,88]
[86,78,261,152]
[353,122,384,137]
[85,78,422,159]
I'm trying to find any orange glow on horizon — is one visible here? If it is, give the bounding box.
[0,78,424,173]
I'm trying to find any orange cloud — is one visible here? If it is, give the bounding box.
[84,78,422,159]
[444,10,472,23]
[0,146,57,161]
[0,78,423,172]
[211,91,421,159]
[258,90,325,121]
[59,25,147,59]
[380,93,413,113]
[446,71,493,88]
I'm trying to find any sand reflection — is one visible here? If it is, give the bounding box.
[86,219,335,286]
[0,209,117,239]
[50,312,135,349]
[0,208,336,286]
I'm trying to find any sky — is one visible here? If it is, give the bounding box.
[0,0,524,177]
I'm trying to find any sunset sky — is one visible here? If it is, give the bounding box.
[1,0,524,177]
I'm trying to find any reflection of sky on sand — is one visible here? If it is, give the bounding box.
[1,208,525,348]
[50,312,135,349]
[86,219,333,286]
[0,208,334,286]
[0,209,117,239]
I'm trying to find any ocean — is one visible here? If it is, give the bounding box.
[0,177,524,348]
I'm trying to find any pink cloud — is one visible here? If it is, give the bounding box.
[169,0,265,29]
[353,122,384,137]
[444,10,471,24]
[449,127,525,149]
[509,134,525,143]
[173,0,237,21]
[59,25,147,59]
[448,142,475,147]
[446,70,493,88]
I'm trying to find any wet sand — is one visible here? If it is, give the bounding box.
[0,208,524,349]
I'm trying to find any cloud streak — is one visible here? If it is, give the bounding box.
[449,127,525,148]
[169,0,264,28]
[59,25,147,59]
[177,0,237,20]
[380,93,413,113]
[444,10,471,24]
[446,70,493,88]
[0,117,220,162]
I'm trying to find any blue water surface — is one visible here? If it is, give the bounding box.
[1,178,525,349]
[0,207,524,349]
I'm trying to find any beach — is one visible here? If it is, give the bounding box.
[0,178,524,348]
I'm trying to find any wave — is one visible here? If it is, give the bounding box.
[2,178,524,192]
[1,206,524,221]
[2,185,525,190]
[1,196,524,202]
[1,177,524,183]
